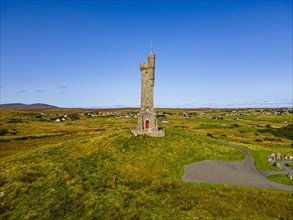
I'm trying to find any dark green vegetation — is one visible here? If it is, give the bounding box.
[258,124,293,141]
[0,108,292,219]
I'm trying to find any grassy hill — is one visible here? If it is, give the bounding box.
[0,103,59,110]
[0,108,292,219]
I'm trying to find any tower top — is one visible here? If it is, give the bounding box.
[148,53,155,58]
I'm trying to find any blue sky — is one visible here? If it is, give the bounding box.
[1,0,292,108]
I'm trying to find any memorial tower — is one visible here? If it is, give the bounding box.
[132,52,165,137]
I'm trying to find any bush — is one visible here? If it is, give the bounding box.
[264,137,276,141]
[0,128,9,136]
[258,124,293,140]
[7,118,22,123]
[10,129,18,135]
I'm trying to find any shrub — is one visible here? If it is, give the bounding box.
[10,129,18,135]
[0,128,9,136]
[264,137,276,141]
[258,124,293,140]
[7,118,22,123]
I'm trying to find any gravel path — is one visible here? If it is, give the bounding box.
[182,140,293,191]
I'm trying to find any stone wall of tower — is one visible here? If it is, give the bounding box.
[141,69,153,110]
[131,53,165,137]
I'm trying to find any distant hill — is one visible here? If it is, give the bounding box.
[0,103,59,109]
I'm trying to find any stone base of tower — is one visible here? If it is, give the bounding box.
[131,128,165,137]
[131,109,165,137]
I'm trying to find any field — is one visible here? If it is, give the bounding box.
[0,108,292,219]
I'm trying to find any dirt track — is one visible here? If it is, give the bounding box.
[183,141,293,191]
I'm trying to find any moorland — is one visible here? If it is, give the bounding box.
[0,107,292,219]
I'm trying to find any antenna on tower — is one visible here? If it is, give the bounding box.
[150,40,153,54]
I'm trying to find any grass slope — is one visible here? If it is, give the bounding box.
[267,174,293,186]
[0,109,293,219]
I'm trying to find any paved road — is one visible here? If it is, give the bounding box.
[182,140,293,191]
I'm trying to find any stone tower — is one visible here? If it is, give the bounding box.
[131,53,165,137]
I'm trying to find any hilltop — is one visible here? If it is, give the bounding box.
[0,103,59,110]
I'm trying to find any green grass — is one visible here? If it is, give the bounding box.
[237,144,282,171]
[0,109,293,219]
[267,174,293,186]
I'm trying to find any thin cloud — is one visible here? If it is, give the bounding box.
[112,104,127,108]
[36,90,46,93]
[17,90,28,93]
[60,92,66,95]
[182,99,193,102]
[60,86,67,89]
